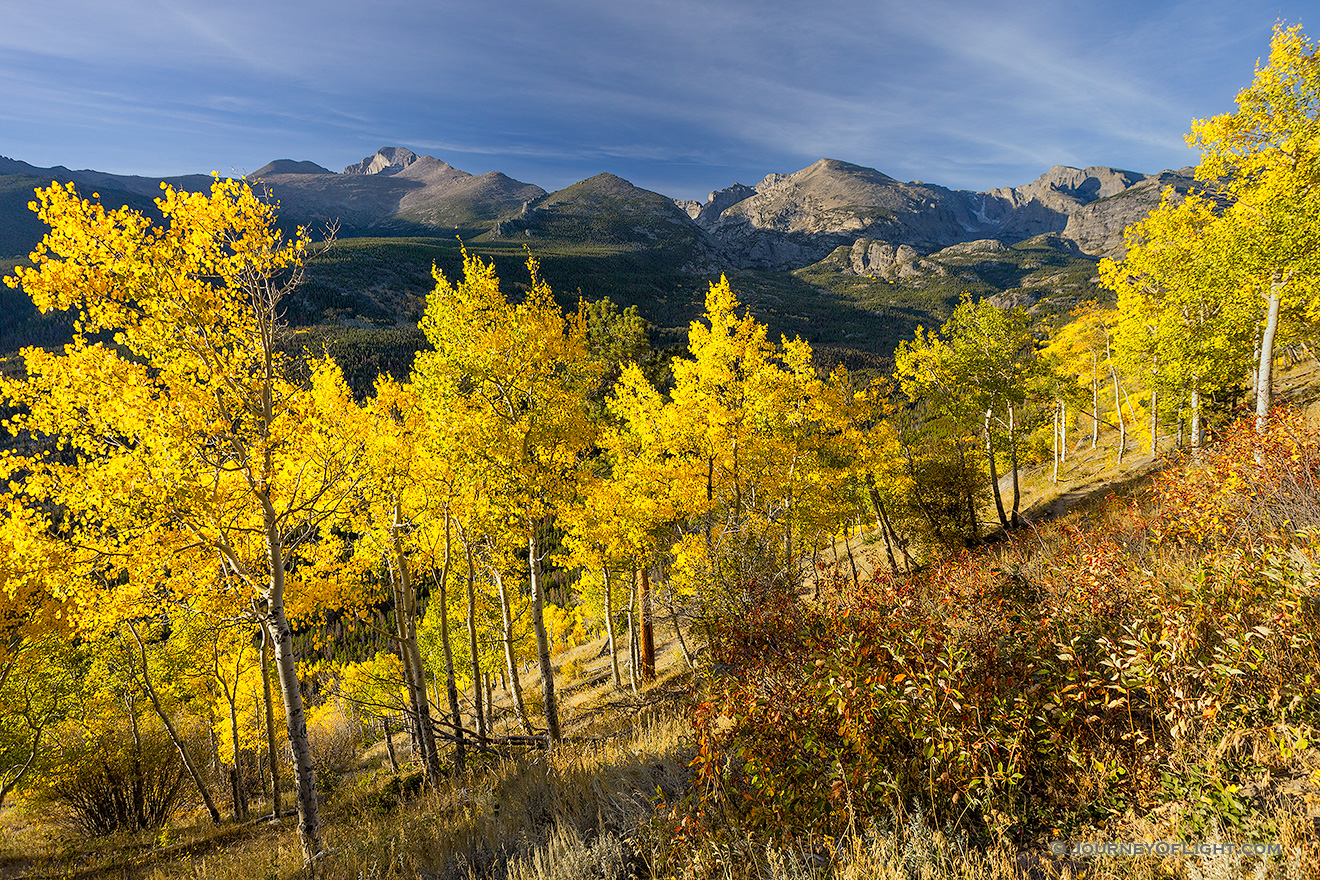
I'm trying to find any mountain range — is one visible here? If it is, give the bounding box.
[1,147,1202,375]
[0,146,1196,269]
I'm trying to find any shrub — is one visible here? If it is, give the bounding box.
[680,410,1320,851]
[307,700,365,794]
[44,718,187,836]
[559,658,585,684]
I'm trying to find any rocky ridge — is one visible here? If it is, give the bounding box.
[678,160,1196,271]
[247,148,547,233]
[2,149,1197,279]
[343,146,421,175]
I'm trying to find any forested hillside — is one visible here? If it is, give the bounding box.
[2,21,1320,880]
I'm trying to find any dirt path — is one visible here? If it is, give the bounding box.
[1032,455,1163,522]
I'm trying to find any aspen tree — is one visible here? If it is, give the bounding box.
[0,496,75,812]
[342,378,446,778]
[1101,192,1257,452]
[1188,23,1320,431]
[895,297,1045,530]
[413,250,598,743]
[2,179,362,865]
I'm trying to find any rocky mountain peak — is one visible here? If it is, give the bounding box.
[344,147,421,176]
[252,159,333,177]
[993,165,1148,208]
[683,182,757,225]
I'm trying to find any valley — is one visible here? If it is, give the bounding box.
[1,148,1197,375]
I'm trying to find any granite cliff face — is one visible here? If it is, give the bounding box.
[680,159,1196,271]
[691,160,994,270]
[1059,169,1199,257]
[342,146,421,176]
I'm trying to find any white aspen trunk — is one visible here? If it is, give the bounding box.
[985,409,1009,529]
[529,526,561,742]
[1111,368,1125,465]
[1251,330,1262,410]
[226,652,247,819]
[251,689,267,801]
[842,526,860,590]
[439,516,465,772]
[126,622,222,825]
[667,592,695,670]
[399,570,440,776]
[390,569,422,762]
[485,672,493,726]
[1257,277,1283,433]
[880,500,912,573]
[1008,404,1021,527]
[1091,353,1100,449]
[1121,384,1141,438]
[229,700,247,819]
[1191,385,1203,451]
[267,588,320,863]
[959,437,978,542]
[382,716,399,773]
[603,565,621,689]
[389,512,440,781]
[1053,402,1060,484]
[127,697,145,827]
[258,621,281,819]
[493,568,531,734]
[464,534,485,744]
[1059,397,1066,462]
[784,459,796,571]
[0,730,41,814]
[627,576,638,696]
[1150,387,1158,457]
[865,473,899,575]
[407,637,435,764]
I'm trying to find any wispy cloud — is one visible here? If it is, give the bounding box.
[0,0,1292,198]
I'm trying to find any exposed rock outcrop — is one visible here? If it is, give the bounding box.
[697,159,997,270]
[930,238,1010,259]
[674,198,702,219]
[691,183,757,227]
[693,160,1191,271]
[343,147,420,176]
[1061,169,1198,258]
[838,239,919,278]
[976,165,1154,242]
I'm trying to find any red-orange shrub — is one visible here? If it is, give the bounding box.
[680,410,1320,849]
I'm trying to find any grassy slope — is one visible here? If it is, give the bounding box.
[8,371,1320,878]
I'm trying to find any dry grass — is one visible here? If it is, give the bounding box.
[9,363,1320,880]
[653,806,1320,880]
[72,652,695,880]
[319,707,690,880]
[0,617,698,880]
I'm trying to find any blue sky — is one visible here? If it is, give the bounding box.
[0,0,1305,201]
